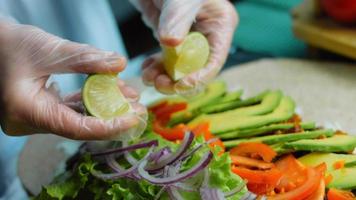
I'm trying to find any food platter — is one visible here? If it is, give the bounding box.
[18,58,356,196]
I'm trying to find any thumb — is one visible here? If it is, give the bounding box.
[37,38,126,75]
[158,0,204,46]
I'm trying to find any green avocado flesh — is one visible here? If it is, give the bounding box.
[284,135,356,153]
[218,89,243,103]
[200,90,269,114]
[218,122,316,140]
[299,152,356,189]
[167,81,226,126]
[223,129,334,148]
[189,95,295,134]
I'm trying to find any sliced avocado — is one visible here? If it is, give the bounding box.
[218,89,243,103]
[298,152,356,189]
[223,129,334,148]
[168,81,226,125]
[200,90,269,114]
[284,135,356,153]
[345,160,356,168]
[270,143,294,155]
[218,122,316,139]
[189,95,295,134]
[298,152,356,172]
[328,168,356,189]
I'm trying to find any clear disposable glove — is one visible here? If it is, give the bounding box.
[130,0,238,96]
[0,20,147,140]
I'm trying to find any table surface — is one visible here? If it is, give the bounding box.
[19,58,356,195]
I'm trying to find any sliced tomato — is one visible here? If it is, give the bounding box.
[268,167,322,200]
[275,154,307,192]
[191,122,225,153]
[153,120,189,141]
[154,102,187,124]
[229,142,277,162]
[247,183,275,195]
[305,179,325,200]
[333,160,345,170]
[149,101,168,113]
[231,166,282,186]
[230,155,275,170]
[149,101,187,124]
[327,188,356,200]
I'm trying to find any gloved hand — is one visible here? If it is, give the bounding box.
[0,20,147,140]
[130,0,238,95]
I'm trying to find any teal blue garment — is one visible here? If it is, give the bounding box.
[232,0,306,57]
[0,1,141,200]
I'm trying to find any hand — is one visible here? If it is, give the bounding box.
[0,21,147,140]
[130,0,238,95]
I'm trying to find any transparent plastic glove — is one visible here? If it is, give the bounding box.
[0,21,147,141]
[130,0,238,96]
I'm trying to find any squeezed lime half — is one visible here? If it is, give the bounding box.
[162,32,210,81]
[83,74,130,120]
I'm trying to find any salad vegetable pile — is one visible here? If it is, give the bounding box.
[36,81,356,200]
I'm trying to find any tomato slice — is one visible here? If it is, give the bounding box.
[231,166,282,186]
[268,167,322,200]
[327,188,356,200]
[191,122,225,153]
[149,101,187,124]
[305,179,325,200]
[153,120,189,141]
[230,142,277,162]
[230,155,275,170]
[333,160,345,170]
[247,182,275,195]
[149,101,168,113]
[275,154,307,192]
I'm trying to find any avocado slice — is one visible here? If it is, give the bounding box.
[200,90,269,114]
[218,89,243,103]
[284,135,356,153]
[168,81,226,125]
[345,160,356,168]
[299,152,356,172]
[218,122,316,139]
[223,129,334,148]
[328,168,356,189]
[189,95,295,134]
[298,152,356,189]
[270,143,294,155]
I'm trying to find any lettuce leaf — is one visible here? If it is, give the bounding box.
[35,132,246,200]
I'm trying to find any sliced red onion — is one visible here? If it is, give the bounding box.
[223,181,246,198]
[179,137,218,162]
[149,147,172,164]
[167,186,185,200]
[89,140,158,156]
[200,187,225,200]
[106,155,125,172]
[138,151,213,185]
[91,146,154,180]
[145,132,194,172]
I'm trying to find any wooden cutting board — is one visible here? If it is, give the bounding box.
[19,58,356,195]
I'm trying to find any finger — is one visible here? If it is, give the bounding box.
[32,99,146,140]
[194,0,238,72]
[63,90,82,103]
[154,74,175,94]
[142,60,165,86]
[39,40,127,75]
[158,0,204,46]
[116,79,139,101]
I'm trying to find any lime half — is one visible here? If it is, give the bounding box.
[162,32,209,81]
[83,74,131,120]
